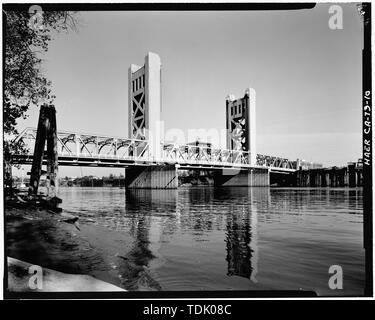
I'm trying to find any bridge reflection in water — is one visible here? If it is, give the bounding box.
[123,187,263,284]
[225,188,260,282]
[56,186,364,293]
[13,127,298,172]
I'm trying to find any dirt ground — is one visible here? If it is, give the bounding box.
[5,205,161,292]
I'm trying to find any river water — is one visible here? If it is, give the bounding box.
[58,186,365,296]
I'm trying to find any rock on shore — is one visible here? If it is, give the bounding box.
[7,257,125,292]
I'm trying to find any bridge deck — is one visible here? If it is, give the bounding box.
[11,127,298,172]
[11,154,296,172]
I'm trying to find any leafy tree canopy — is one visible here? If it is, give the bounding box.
[3,9,78,162]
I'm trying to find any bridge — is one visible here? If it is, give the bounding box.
[11,52,319,192]
[12,127,298,172]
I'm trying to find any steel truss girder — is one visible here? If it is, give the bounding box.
[161,143,250,166]
[13,127,150,161]
[256,154,297,170]
[13,127,298,171]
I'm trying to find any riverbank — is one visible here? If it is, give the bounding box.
[5,204,162,292]
[7,257,125,292]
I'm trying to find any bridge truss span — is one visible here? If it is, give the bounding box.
[256,154,297,170]
[12,127,297,172]
[13,127,150,163]
[162,143,252,168]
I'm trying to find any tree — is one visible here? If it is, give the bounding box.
[3,8,78,187]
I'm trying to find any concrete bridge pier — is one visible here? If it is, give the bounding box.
[213,168,270,187]
[348,163,357,187]
[295,164,363,188]
[125,164,178,189]
[324,172,330,187]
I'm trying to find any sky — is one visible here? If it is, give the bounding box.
[15,3,364,177]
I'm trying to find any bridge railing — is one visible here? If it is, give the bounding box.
[161,143,251,167]
[12,128,299,171]
[256,154,297,170]
[13,127,151,161]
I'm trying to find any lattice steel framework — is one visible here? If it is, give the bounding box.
[13,128,150,162]
[226,88,256,166]
[256,154,297,170]
[129,66,146,140]
[162,143,251,167]
[12,128,298,171]
[128,52,162,159]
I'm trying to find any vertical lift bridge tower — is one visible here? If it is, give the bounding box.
[126,53,269,188]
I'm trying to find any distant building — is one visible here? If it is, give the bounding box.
[297,159,323,170]
[186,140,212,148]
[186,140,212,157]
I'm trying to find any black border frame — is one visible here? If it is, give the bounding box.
[362,1,372,298]
[2,2,372,300]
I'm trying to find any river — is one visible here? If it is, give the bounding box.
[58,186,365,296]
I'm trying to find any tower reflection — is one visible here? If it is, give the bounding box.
[224,187,261,282]
[123,189,178,290]
[225,211,253,278]
[125,190,154,268]
[125,189,178,264]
